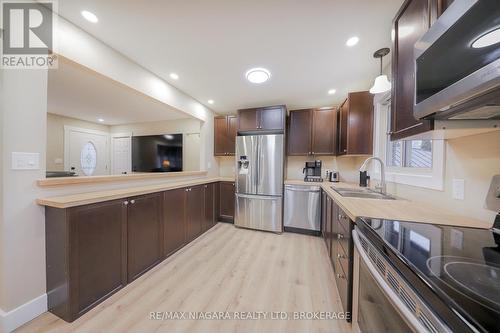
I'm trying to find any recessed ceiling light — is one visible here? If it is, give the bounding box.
[208,99,214,105]
[328,89,336,95]
[346,36,359,47]
[169,73,179,80]
[245,68,271,84]
[472,28,500,48]
[81,10,98,23]
[97,118,104,122]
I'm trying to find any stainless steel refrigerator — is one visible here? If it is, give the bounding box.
[235,134,284,233]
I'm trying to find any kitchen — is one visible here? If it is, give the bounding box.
[1,0,499,333]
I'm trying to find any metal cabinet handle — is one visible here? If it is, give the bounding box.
[338,233,344,240]
[337,253,345,259]
[336,273,345,279]
[185,188,189,192]
[204,185,208,188]
[130,200,135,204]
[123,201,129,205]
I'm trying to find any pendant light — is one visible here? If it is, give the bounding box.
[369,48,391,94]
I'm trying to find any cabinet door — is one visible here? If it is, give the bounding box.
[214,116,229,156]
[227,116,238,155]
[69,200,127,317]
[288,109,312,155]
[203,183,215,231]
[391,0,434,140]
[325,196,332,258]
[238,109,259,132]
[219,182,235,223]
[338,100,348,155]
[321,191,328,244]
[163,188,187,257]
[347,92,373,155]
[127,193,163,282]
[312,108,336,155]
[186,185,204,241]
[331,200,340,271]
[260,106,285,131]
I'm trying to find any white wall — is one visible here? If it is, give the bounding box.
[0,69,48,331]
[387,131,500,224]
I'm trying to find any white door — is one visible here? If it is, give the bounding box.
[65,127,109,176]
[112,136,131,175]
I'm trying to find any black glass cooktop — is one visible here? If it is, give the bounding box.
[357,217,500,333]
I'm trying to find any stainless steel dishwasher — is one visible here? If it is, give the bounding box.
[284,184,321,235]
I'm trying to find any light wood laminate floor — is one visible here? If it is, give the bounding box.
[16,223,351,333]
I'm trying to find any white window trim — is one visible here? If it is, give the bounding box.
[370,92,445,191]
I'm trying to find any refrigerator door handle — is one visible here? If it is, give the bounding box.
[236,193,280,200]
[255,137,260,190]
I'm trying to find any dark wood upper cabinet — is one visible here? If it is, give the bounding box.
[218,181,235,223]
[163,188,187,257]
[288,109,312,155]
[288,108,336,156]
[390,0,449,140]
[46,200,128,322]
[338,91,374,155]
[127,193,163,282]
[214,115,237,156]
[237,105,286,133]
[312,108,337,155]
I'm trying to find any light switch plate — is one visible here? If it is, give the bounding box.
[452,179,465,200]
[11,152,40,170]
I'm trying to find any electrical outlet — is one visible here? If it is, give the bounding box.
[452,179,465,200]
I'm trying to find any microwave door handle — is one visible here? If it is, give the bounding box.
[352,231,429,333]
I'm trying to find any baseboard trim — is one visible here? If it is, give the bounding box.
[0,293,47,333]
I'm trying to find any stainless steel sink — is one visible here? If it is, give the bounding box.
[331,187,396,200]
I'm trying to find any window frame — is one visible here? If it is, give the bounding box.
[371,92,445,191]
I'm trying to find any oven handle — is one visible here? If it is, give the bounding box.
[352,230,429,333]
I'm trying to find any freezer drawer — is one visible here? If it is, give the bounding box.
[235,194,282,233]
[284,185,321,231]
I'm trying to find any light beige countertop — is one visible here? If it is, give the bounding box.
[37,170,211,187]
[38,176,235,209]
[285,179,492,229]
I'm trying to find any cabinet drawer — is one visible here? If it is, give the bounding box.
[335,240,350,273]
[335,259,348,312]
[337,209,350,234]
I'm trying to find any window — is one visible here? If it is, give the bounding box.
[80,142,97,176]
[387,139,433,168]
[372,93,444,190]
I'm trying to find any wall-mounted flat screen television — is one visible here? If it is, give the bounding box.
[132,134,183,172]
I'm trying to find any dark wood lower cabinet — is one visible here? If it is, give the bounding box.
[46,181,222,322]
[321,193,354,321]
[163,188,187,257]
[218,181,235,223]
[203,183,216,231]
[186,185,204,242]
[127,193,163,282]
[46,199,128,322]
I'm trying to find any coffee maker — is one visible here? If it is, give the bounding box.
[303,160,323,182]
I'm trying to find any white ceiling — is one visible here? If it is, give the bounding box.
[56,0,403,114]
[48,57,189,125]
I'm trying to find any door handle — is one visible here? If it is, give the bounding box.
[338,233,344,240]
[123,201,129,206]
[130,200,135,204]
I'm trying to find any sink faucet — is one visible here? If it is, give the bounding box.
[359,157,386,194]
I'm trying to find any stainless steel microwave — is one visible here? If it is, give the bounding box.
[414,0,500,120]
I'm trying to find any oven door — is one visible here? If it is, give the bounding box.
[352,229,450,333]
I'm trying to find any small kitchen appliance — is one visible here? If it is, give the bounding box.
[303,160,323,182]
